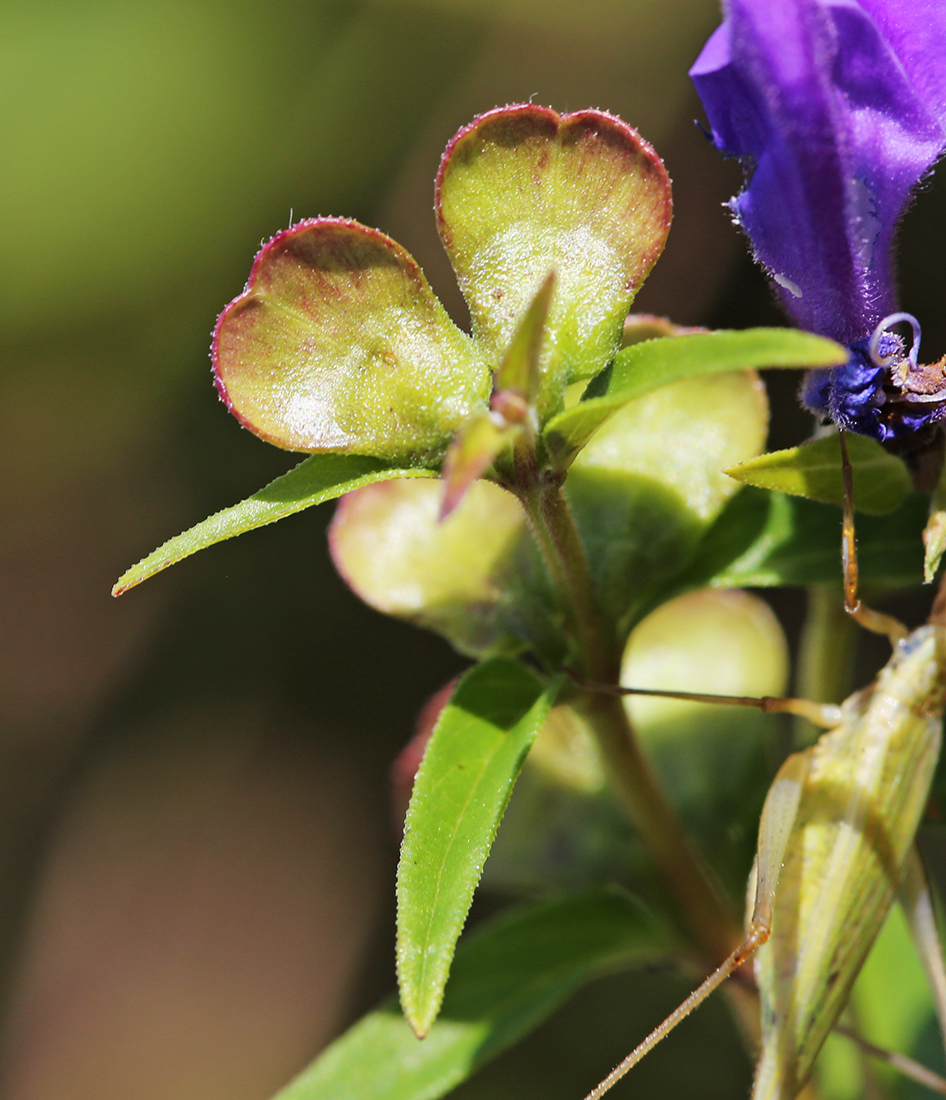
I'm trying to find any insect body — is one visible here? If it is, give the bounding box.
[753,619,946,1098]
[584,439,946,1100]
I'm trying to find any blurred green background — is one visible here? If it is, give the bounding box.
[3,2,946,1098]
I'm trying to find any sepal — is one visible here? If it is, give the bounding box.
[436,105,671,418]
[213,218,489,462]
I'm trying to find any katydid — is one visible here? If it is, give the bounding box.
[582,429,946,1100]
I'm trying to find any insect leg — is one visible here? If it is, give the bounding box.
[833,1024,946,1096]
[581,753,808,1100]
[839,429,908,645]
[576,678,843,729]
[900,846,946,1054]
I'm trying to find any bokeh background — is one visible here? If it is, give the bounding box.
[3,2,946,1098]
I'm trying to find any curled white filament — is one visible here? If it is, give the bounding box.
[869,311,921,371]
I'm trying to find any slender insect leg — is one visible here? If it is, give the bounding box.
[833,1025,946,1096]
[839,429,908,644]
[900,847,946,1055]
[581,754,808,1100]
[581,937,765,1100]
[577,679,843,729]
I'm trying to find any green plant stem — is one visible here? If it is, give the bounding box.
[576,690,744,967]
[518,475,616,682]
[518,477,744,969]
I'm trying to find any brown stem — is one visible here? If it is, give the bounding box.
[518,476,616,681]
[575,690,744,967]
[516,479,743,966]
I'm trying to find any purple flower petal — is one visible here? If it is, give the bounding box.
[691,0,946,347]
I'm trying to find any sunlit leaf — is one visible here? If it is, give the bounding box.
[113,454,433,595]
[925,465,946,583]
[440,411,520,518]
[925,511,946,584]
[621,313,704,346]
[724,432,909,515]
[274,890,668,1100]
[544,329,845,462]
[397,660,559,1037]
[494,269,556,398]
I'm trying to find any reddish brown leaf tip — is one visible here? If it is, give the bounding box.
[434,104,671,244]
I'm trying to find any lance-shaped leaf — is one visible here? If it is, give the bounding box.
[439,273,554,516]
[724,431,909,515]
[494,269,555,398]
[396,659,559,1038]
[329,478,566,662]
[544,328,846,462]
[924,462,946,582]
[436,105,671,416]
[924,512,946,584]
[439,411,520,519]
[752,626,945,1099]
[274,890,668,1100]
[113,454,434,596]
[674,487,926,593]
[213,218,490,462]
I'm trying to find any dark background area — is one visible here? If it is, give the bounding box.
[2,2,946,1097]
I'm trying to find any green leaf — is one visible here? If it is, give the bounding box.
[493,269,556,398]
[544,329,846,462]
[439,411,520,519]
[213,218,490,462]
[329,478,566,663]
[924,511,946,584]
[724,432,910,515]
[274,890,668,1100]
[397,660,559,1038]
[676,487,926,593]
[113,454,435,595]
[436,105,672,416]
[924,462,946,582]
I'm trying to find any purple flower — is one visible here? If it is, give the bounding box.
[691,0,946,443]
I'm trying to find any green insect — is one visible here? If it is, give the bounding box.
[583,431,946,1100]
